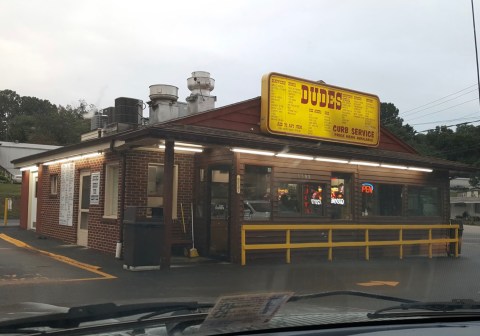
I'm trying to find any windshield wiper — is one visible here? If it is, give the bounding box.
[368,299,480,319]
[0,301,213,331]
[288,290,417,304]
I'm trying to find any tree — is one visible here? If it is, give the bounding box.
[380,102,416,145]
[0,90,94,145]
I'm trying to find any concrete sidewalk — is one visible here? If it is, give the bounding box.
[0,225,221,276]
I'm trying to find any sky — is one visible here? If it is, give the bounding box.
[1,0,479,132]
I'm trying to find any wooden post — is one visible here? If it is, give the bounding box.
[161,139,174,269]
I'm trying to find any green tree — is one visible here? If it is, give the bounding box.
[0,90,93,145]
[380,102,416,145]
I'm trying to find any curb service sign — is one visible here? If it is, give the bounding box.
[261,73,380,147]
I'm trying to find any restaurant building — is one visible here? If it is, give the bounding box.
[13,72,475,266]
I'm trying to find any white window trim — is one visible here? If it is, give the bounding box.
[104,163,119,218]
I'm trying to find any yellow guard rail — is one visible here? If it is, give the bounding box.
[241,224,459,265]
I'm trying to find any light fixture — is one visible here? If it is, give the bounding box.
[173,142,203,148]
[20,165,38,172]
[349,160,380,167]
[380,163,408,170]
[231,148,275,156]
[408,167,433,173]
[315,157,349,164]
[159,145,203,153]
[43,152,102,166]
[276,153,314,160]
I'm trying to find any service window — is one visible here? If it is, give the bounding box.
[147,163,178,218]
[148,165,164,197]
[243,165,272,221]
[407,186,441,216]
[361,183,402,216]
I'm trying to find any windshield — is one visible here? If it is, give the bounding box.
[2,0,480,335]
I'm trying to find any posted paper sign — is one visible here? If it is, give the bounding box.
[59,162,75,226]
[201,292,292,332]
[90,172,100,205]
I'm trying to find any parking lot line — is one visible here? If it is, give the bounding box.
[0,233,116,280]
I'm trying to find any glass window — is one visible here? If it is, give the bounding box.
[407,186,441,216]
[331,174,352,220]
[475,203,480,214]
[104,164,119,217]
[278,183,301,215]
[243,166,271,221]
[50,174,58,195]
[361,183,402,217]
[277,183,325,217]
[148,165,164,197]
[147,164,178,218]
[302,184,324,216]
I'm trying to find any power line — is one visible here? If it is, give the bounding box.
[411,116,479,126]
[384,98,478,126]
[381,84,478,125]
[418,119,480,133]
[401,85,477,116]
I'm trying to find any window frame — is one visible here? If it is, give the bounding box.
[406,185,442,217]
[361,182,403,217]
[50,174,58,196]
[147,163,178,219]
[104,163,119,218]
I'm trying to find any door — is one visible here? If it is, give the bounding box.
[209,167,230,259]
[27,171,38,230]
[77,171,91,246]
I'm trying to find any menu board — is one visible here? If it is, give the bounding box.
[59,162,75,226]
[261,73,380,147]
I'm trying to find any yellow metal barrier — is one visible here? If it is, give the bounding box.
[241,224,460,265]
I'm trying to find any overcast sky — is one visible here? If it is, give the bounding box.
[1,0,479,132]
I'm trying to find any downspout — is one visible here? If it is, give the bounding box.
[110,137,127,259]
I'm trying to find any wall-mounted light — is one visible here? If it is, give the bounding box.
[43,152,103,166]
[276,153,314,160]
[380,163,408,170]
[159,145,203,153]
[171,142,203,148]
[20,165,38,172]
[315,157,349,164]
[407,167,433,173]
[349,160,380,167]
[231,148,275,156]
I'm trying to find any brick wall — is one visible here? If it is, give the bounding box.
[125,150,195,243]
[35,149,195,256]
[38,152,121,253]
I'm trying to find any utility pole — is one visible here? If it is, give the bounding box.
[471,0,480,109]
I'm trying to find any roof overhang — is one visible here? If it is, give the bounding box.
[12,123,479,175]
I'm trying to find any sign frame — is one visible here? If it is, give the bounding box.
[261,72,380,147]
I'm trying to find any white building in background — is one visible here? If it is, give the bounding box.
[450,177,480,219]
[0,141,60,182]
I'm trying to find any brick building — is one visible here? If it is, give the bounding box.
[13,72,476,267]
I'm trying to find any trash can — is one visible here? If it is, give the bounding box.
[123,206,164,271]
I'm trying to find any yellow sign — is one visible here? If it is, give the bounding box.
[261,73,380,147]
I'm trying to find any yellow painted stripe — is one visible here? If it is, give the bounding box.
[0,233,116,279]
